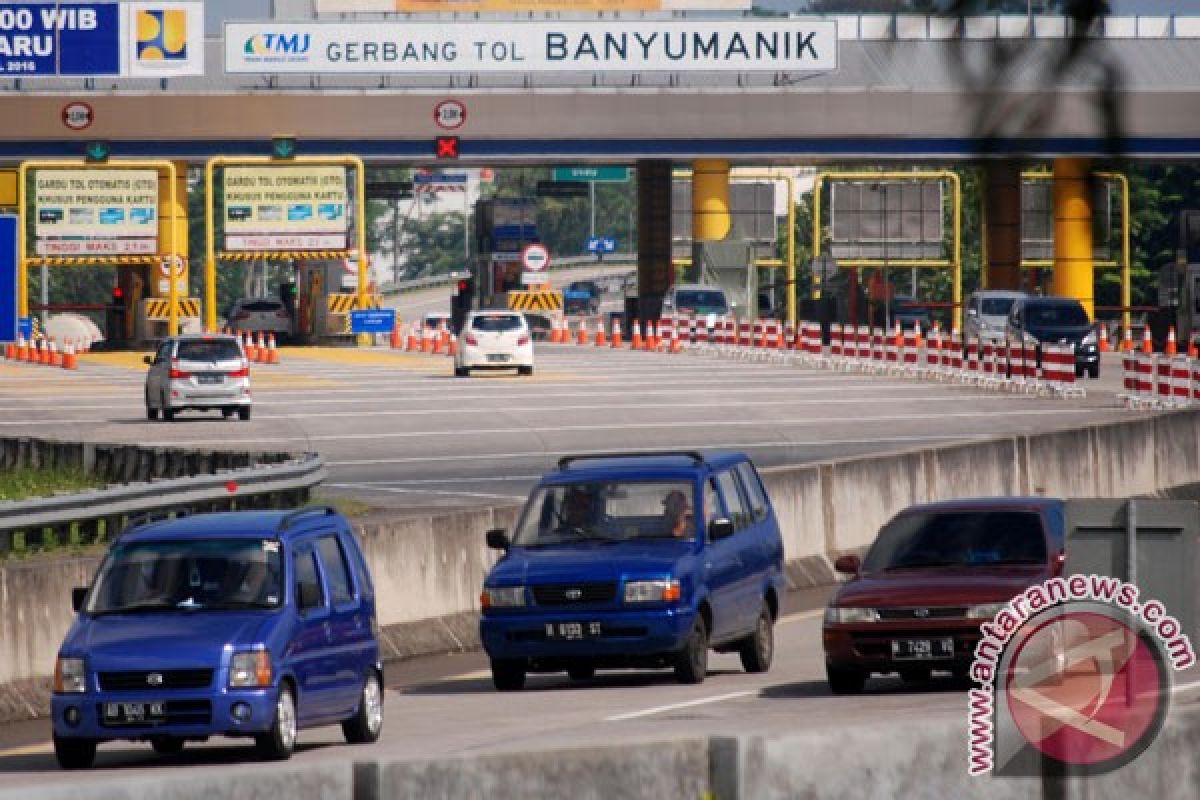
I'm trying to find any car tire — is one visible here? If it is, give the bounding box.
[1088,363,1099,379]
[342,671,384,744]
[162,404,176,422]
[738,604,774,674]
[454,366,469,378]
[567,664,595,681]
[151,736,185,756]
[826,665,866,696]
[517,365,533,377]
[53,736,96,770]
[146,404,159,421]
[222,407,235,419]
[899,668,931,685]
[238,406,251,421]
[674,616,708,685]
[255,685,297,761]
[491,658,526,692]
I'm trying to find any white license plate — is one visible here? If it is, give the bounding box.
[486,354,510,363]
[891,637,954,661]
[197,374,224,385]
[544,622,601,640]
[103,701,166,723]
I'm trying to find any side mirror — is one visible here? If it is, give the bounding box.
[297,580,322,611]
[71,587,88,612]
[142,355,153,365]
[708,518,735,541]
[834,554,861,575]
[486,528,511,551]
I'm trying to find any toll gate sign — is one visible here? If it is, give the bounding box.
[33,169,159,255]
[223,166,349,251]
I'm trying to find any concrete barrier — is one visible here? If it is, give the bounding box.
[5,410,1200,724]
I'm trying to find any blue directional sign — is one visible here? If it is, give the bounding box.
[0,215,17,342]
[0,4,121,77]
[586,236,617,254]
[350,308,396,334]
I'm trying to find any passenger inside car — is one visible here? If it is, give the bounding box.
[662,489,693,538]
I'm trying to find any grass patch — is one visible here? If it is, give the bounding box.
[312,494,378,519]
[0,466,105,503]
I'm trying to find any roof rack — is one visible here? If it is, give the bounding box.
[124,508,192,533]
[557,451,706,470]
[277,505,338,532]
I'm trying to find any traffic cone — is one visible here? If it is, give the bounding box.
[1121,326,1133,352]
[577,319,589,346]
[390,321,402,349]
[893,320,903,350]
[1141,327,1153,354]
[432,324,445,355]
[1189,337,1199,359]
[670,328,683,354]
[447,333,458,357]
[267,334,280,364]
[439,324,451,353]
[594,319,607,347]
[62,341,77,370]
[242,332,255,361]
[405,324,418,352]
[49,339,61,367]
[1165,326,1177,356]
[644,321,656,351]
[631,320,643,350]
[16,336,27,362]
[610,318,622,348]
[1098,325,1109,353]
[258,333,269,363]
[38,338,50,365]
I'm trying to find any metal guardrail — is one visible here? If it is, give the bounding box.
[0,452,327,555]
[379,255,636,295]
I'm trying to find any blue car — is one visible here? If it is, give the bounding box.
[51,508,383,769]
[480,451,786,690]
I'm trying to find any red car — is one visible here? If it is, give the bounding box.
[822,497,1066,694]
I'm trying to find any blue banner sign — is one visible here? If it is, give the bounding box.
[350,308,396,334]
[0,3,120,76]
[586,236,617,254]
[0,215,16,342]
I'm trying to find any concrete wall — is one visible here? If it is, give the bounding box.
[4,410,1200,723]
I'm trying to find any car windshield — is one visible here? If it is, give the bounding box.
[86,538,283,614]
[981,297,1017,316]
[512,480,697,545]
[861,511,1047,572]
[423,316,448,329]
[674,290,728,313]
[176,340,241,362]
[472,314,523,332]
[1026,304,1089,327]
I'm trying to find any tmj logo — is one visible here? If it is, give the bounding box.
[244,33,312,57]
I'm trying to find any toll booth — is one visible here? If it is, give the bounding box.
[293,259,382,343]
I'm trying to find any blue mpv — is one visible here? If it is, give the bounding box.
[480,451,786,690]
[52,508,382,769]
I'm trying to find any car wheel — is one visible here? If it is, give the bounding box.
[491,658,526,691]
[826,665,866,695]
[1075,365,1085,378]
[674,616,708,685]
[454,366,469,378]
[738,604,774,674]
[255,685,297,761]
[151,736,185,756]
[53,736,96,770]
[146,404,159,421]
[899,668,931,685]
[162,400,176,422]
[238,406,251,421]
[517,365,533,377]
[342,671,384,744]
[222,407,235,418]
[1088,363,1099,379]
[567,664,595,681]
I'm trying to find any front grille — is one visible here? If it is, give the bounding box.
[876,607,968,621]
[531,582,617,606]
[98,669,214,691]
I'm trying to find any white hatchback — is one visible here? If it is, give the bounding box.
[455,311,533,377]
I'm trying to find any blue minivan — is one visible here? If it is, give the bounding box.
[51,508,382,769]
[480,451,786,690]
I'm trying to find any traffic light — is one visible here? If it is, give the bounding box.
[451,274,475,333]
[111,286,124,304]
[106,286,127,343]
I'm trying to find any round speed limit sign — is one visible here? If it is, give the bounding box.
[159,255,186,277]
[522,243,550,272]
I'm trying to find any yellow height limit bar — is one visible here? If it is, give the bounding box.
[204,155,367,334]
[18,160,180,334]
[812,170,962,330]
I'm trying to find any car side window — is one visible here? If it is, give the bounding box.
[703,479,723,527]
[294,545,325,609]
[735,462,769,522]
[316,534,355,606]
[716,470,750,532]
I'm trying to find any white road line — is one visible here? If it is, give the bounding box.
[605,690,756,722]
[778,609,824,625]
[345,475,543,485]
[325,483,525,501]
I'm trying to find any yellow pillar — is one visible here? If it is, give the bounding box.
[692,159,731,242]
[155,161,190,335]
[1052,157,1094,319]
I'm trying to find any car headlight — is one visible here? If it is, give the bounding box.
[1082,330,1097,346]
[229,651,272,688]
[623,579,681,604]
[481,586,526,609]
[823,606,880,625]
[54,656,86,694]
[966,602,1009,620]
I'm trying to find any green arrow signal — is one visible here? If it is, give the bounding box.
[272,137,297,159]
[84,141,110,162]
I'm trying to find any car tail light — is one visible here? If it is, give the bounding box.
[169,368,190,379]
[517,335,530,346]
[464,334,479,346]
[227,367,249,378]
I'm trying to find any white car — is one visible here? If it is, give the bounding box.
[144,334,252,421]
[228,297,292,339]
[454,311,533,377]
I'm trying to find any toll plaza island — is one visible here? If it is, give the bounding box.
[5,3,1200,798]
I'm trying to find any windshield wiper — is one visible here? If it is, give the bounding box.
[204,601,276,610]
[91,602,177,616]
[885,560,961,570]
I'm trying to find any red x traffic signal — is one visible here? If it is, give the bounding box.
[435,136,460,159]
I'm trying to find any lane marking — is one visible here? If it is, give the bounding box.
[605,690,755,722]
[778,609,824,625]
[0,741,52,756]
[325,483,525,501]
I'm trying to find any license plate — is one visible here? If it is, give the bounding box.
[197,374,223,384]
[891,637,954,661]
[544,621,601,641]
[486,354,510,363]
[103,701,166,724]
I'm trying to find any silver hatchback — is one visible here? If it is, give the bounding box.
[144,335,252,421]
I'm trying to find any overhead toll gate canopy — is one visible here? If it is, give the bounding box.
[1,12,1200,160]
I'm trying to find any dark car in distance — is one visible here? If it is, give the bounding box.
[822,497,1065,694]
[1005,296,1100,378]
